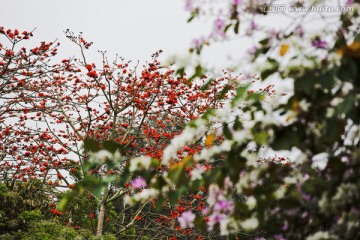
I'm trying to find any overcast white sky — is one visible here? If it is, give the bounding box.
[2,0,243,69]
[2,0,346,71]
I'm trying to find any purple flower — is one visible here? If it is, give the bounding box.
[274,234,287,240]
[232,0,243,5]
[201,206,210,216]
[250,20,257,30]
[282,221,288,231]
[247,46,258,55]
[207,213,226,231]
[345,0,354,6]
[294,26,304,38]
[312,39,327,49]
[213,200,234,214]
[132,177,147,189]
[212,18,226,37]
[178,211,196,228]
[192,36,205,48]
[184,0,195,11]
[301,211,309,219]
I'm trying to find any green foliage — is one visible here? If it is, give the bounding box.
[0,180,50,237]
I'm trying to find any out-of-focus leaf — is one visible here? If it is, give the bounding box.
[231,84,249,105]
[233,116,243,130]
[218,84,231,100]
[337,93,355,115]
[103,140,124,154]
[168,156,193,188]
[223,122,233,140]
[338,58,357,82]
[234,20,240,34]
[84,138,100,152]
[224,23,233,33]
[187,10,198,22]
[295,73,315,95]
[188,64,204,83]
[59,176,106,210]
[176,67,185,78]
[201,78,214,91]
[261,58,279,80]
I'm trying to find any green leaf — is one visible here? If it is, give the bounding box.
[231,84,249,105]
[58,176,105,210]
[253,132,268,145]
[201,108,215,120]
[318,69,336,90]
[224,23,233,33]
[261,58,279,80]
[337,93,355,115]
[168,190,180,204]
[176,67,185,78]
[254,46,270,59]
[188,64,204,83]
[194,217,207,231]
[187,11,197,22]
[154,195,166,211]
[337,58,357,82]
[322,118,344,144]
[295,73,315,95]
[271,124,306,150]
[168,157,193,188]
[234,20,240,34]
[103,140,124,154]
[259,38,269,46]
[218,84,231,100]
[233,116,243,130]
[201,78,214,91]
[84,138,101,152]
[223,122,233,140]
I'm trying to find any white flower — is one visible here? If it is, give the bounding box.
[246,196,257,210]
[125,188,159,206]
[299,100,310,111]
[94,150,112,162]
[190,165,206,181]
[273,185,287,199]
[311,152,329,170]
[306,231,331,240]
[163,118,207,164]
[240,216,259,231]
[135,189,158,201]
[129,156,151,172]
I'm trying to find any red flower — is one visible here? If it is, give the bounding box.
[87,70,98,78]
[89,213,95,219]
[85,64,92,71]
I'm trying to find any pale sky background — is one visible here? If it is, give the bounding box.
[1,0,343,71]
[2,0,244,69]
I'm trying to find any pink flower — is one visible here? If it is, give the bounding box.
[207,213,226,231]
[132,177,147,189]
[184,0,195,11]
[178,211,196,228]
[213,200,234,214]
[232,0,243,5]
[212,18,226,37]
[192,36,206,49]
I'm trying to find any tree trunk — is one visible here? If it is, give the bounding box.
[96,185,109,237]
